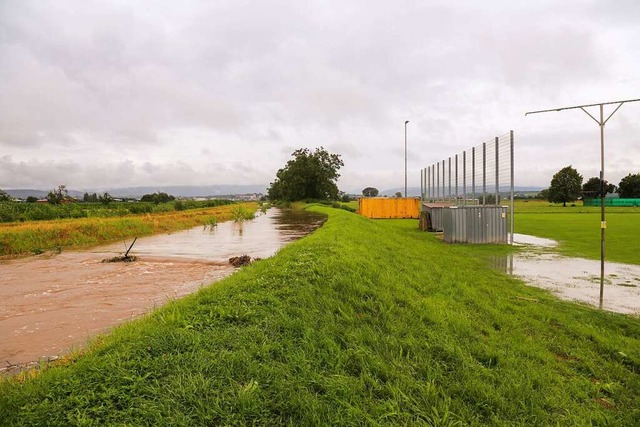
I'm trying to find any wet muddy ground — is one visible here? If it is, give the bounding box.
[494,234,640,315]
[0,208,325,371]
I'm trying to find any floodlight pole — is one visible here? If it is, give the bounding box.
[526,98,640,309]
[405,121,409,197]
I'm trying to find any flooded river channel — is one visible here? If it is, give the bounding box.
[0,208,325,370]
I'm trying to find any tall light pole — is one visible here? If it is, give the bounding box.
[404,120,409,197]
[526,98,639,309]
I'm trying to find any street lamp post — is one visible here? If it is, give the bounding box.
[405,120,409,197]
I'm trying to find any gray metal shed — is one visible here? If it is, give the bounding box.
[442,206,508,244]
[420,203,450,232]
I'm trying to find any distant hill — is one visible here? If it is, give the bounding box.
[5,185,267,200]
[4,189,52,199]
[98,185,267,198]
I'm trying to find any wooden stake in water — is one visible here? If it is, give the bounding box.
[124,237,137,258]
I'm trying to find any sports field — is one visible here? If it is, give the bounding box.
[514,200,640,265]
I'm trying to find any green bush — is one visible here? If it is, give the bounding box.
[230,205,255,222]
[127,203,152,214]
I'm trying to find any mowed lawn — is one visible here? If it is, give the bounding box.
[1,206,639,425]
[514,200,640,265]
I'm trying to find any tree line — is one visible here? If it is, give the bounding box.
[0,185,177,205]
[540,167,640,206]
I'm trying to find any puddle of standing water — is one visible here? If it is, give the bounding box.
[511,233,557,248]
[492,234,640,315]
[0,208,325,372]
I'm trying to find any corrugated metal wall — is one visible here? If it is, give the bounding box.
[442,206,508,244]
[359,198,420,219]
[421,204,446,231]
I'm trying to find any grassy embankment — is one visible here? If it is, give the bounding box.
[0,202,257,256]
[514,200,640,265]
[1,206,639,425]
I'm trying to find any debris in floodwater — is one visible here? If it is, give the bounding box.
[102,237,139,263]
[229,254,252,267]
[102,255,138,263]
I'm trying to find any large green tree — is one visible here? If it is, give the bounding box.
[268,147,343,201]
[582,177,616,199]
[618,173,640,198]
[548,166,582,207]
[140,192,175,204]
[362,187,379,197]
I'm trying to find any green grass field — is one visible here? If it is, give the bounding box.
[514,200,640,264]
[1,206,639,425]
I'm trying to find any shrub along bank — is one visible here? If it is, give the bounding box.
[1,206,639,425]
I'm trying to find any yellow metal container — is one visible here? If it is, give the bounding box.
[358,197,420,219]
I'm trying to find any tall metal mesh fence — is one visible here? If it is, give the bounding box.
[420,130,514,242]
[421,131,513,206]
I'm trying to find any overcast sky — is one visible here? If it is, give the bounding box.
[1,0,639,193]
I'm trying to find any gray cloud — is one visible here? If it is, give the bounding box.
[1,0,639,193]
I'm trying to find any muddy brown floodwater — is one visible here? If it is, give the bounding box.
[0,208,325,371]
[493,234,640,315]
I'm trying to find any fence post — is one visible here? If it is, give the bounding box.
[432,164,436,201]
[424,168,427,200]
[510,130,515,244]
[455,154,458,205]
[428,165,430,201]
[495,136,499,205]
[437,162,440,200]
[472,147,476,204]
[482,143,487,205]
[442,160,445,201]
[431,165,434,201]
[463,151,466,206]
[448,157,452,201]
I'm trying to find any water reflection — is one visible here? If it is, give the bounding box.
[492,234,640,315]
[91,208,326,263]
[491,254,514,276]
[0,208,325,370]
